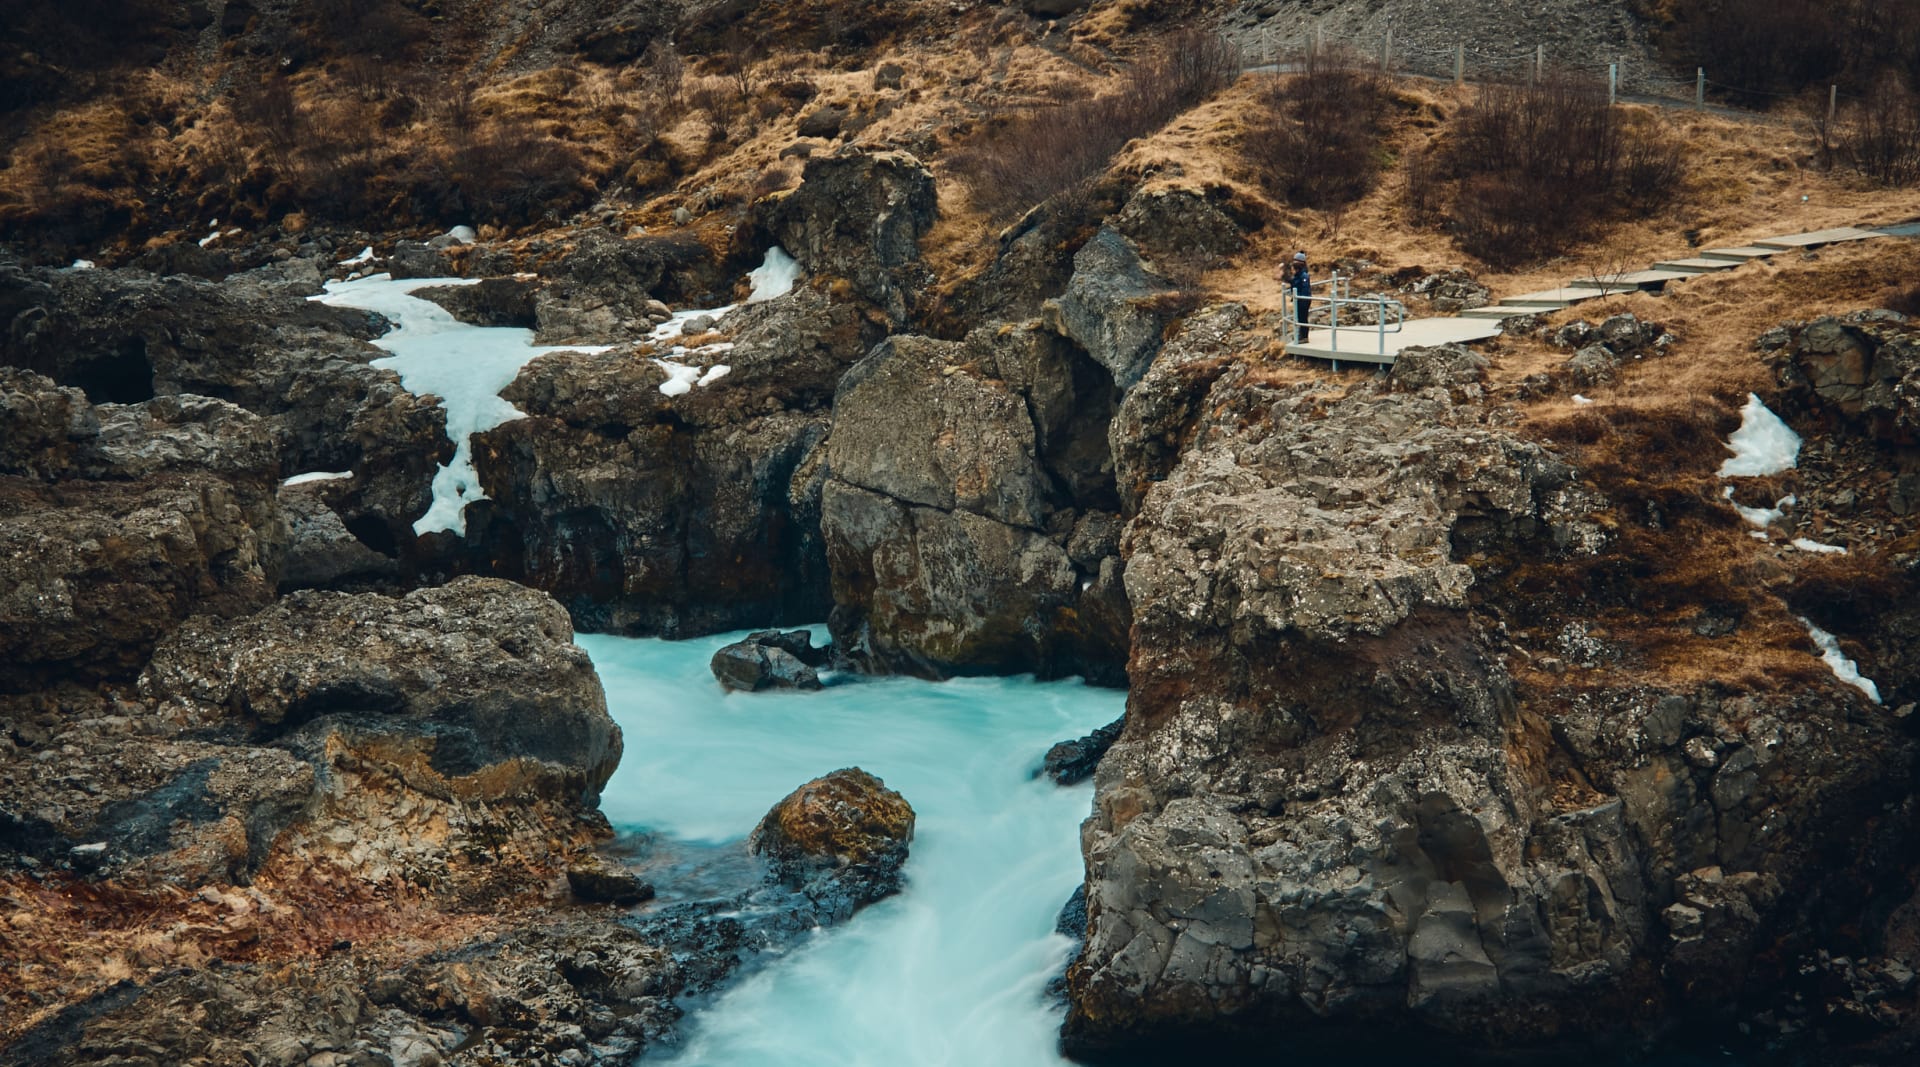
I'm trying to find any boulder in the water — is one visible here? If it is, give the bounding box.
[749,767,914,920]
[1040,717,1124,785]
[566,855,656,906]
[710,630,829,692]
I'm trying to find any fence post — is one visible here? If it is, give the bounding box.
[1381,28,1392,73]
[1455,43,1464,85]
[1695,68,1705,109]
[1829,84,1838,129]
[1533,45,1543,83]
[1608,61,1617,105]
[1313,23,1323,57]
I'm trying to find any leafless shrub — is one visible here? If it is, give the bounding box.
[1838,75,1920,185]
[1243,46,1388,209]
[1421,71,1681,268]
[952,28,1238,219]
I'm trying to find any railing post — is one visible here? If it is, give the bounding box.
[1455,43,1464,85]
[1608,61,1617,105]
[1533,44,1543,84]
[1381,28,1392,73]
[1696,67,1705,110]
[1829,84,1838,129]
[1377,295,1386,355]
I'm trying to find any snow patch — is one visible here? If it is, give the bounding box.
[1792,538,1847,554]
[654,360,702,397]
[697,364,731,386]
[1799,617,1881,703]
[746,246,803,303]
[338,246,376,267]
[1571,394,1593,405]
[68,259,94,271]
[1723,486,1795,529]
[1718,393,1801,476]
[310,273,606,536]
[283,470,352,486]
[445,225,478,244]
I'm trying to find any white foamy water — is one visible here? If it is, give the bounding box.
[580,631,1121,1067]
[311,274,608,536]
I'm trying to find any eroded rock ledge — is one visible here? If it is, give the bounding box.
[1064,345,1919,1059]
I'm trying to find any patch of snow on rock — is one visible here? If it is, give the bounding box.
[1792,538,1847,554]
[338,245,376,267]
[283,471,352,486]
[1719,392,1801,476]
[311,273,607,536]
[1799,617,1881,703]
[654,360,701,397]
[746,246,803,303]
[697,365,731,386]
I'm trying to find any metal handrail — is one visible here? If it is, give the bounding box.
[1283,273,1409,356]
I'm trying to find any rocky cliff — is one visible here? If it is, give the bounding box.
[1063,342,1920,1059]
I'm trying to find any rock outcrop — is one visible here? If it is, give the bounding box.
[821,320,1132,681]
[1,372,287,691]
[470,283,877,635]
[759,147,937,324]
[140,576,621,807]
[749,767,915,922]
[711,629,830,692]
[1770,309,1920,446]
[1064,345,1918,1059]
[0,257,451,559]
[1042,227,1186,390]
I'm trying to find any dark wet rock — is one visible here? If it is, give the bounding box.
[1055,883,1089,939]
[711,638,822,692]
[749,767,914,921]
[531,229,715,344]
[873,62,905,90]
[759,147,937,323]
[1041,227,1182,390]
[470,284,875,636]
[1041,717,1123,786]
[413,276,540,329]
[277,478,403,592]
[567,855,657,905]
[140,575,621,805]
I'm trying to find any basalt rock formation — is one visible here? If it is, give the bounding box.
[469,282,877,635]
[0,256,452,561]
[1,371,287,691]
[1063,344,1920,1059]
[821,319,1130,682]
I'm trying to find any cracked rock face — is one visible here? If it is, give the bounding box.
[821,324,1129,681]
[1064,354,1915,1056]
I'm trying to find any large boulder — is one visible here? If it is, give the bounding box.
[1041,227,1185,390]
[139,576,621,805]
[0,377,287,691]
[760,147,937,323]
[1772,309,1920,445]
[749,767,915,921]
[820,324,1129,681]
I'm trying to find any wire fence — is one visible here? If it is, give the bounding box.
[1233,22,1865,119]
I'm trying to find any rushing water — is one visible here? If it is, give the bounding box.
[579,631,1123,1067]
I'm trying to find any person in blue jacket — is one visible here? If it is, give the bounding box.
[1287,250,1312,343]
